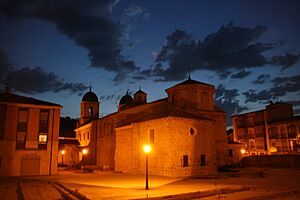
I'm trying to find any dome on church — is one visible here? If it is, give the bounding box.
[82,90,98,102]
[119,93,134,106]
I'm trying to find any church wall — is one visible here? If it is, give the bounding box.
[97,117,116,170]
[213,112,229,166]
[166,84,215,111]
[115,117,218,177]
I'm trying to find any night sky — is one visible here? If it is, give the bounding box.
[0,0,299,127]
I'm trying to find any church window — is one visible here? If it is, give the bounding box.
[190,128,195,136]
[87,132,90,140]
[172,94,175,105]
[150,129,154,144]
[88,107,93,116]
[84,133,86,140]
[182,155,188,167]
[200,154,206,166]
[228,149,233,157]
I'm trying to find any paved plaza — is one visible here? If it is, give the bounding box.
[1,168,300,199]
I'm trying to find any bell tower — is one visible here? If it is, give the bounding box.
[80,86,99,125]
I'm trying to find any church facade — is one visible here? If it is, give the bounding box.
[75,78,228,177]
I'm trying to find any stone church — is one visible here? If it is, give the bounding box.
[75,77,228,177]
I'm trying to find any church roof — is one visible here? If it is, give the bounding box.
[119,92,134,105]
[167,76,213,91]
[176,78,212,86]
[0,92,61,107]
[116,108,214,128]
[82,87,98,102]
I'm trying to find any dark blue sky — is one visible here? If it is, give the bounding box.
[0,0,299,126]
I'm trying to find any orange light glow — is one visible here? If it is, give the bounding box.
[143,144,152,154]
[82,149,88,155]
[241,149,246,154]
[61,150,65,155]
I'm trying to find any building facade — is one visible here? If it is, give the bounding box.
[75,78,229,177]
[0,92,61,176]
[232,102,300,156]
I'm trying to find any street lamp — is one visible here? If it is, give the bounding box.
[82,148,88,170]
[143,144,152,190]
[61,150,65,166]
[241,149,246,155]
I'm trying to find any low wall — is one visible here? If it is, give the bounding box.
[239,154,300,168]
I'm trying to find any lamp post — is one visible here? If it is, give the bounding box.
[143,144,152,190]
[61,150,65,166]
[82,148,88,171]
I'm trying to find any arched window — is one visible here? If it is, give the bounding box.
[88,107,93,116]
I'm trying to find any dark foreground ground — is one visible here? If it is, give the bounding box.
[1,167,300,200]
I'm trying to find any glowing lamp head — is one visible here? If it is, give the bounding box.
[82,149,88,155]
[143,145,152,154]
[61,150,65,155]
[241,149,246,154]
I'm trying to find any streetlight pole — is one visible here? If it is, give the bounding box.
[61,150,65,166]
[143,144,151,190]
[145,153,149,190]
[82,149,88,171]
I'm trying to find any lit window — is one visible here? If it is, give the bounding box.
[39,135,47,143]
[38,110,49,149]
[88,107,93,116]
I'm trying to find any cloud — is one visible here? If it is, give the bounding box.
[216,70,232,80]
[120,4,150,48]
[215,84,248,126]
[0,49,13,82]
[251,74,270,84]
[99,94,121,102]
[243,74,300,103]
[271,53,300,70]
[243,89,272,103]
[0,0,138,83]
[0,49,88,95]
[231,69,252,79]
[141,23,299,81]
[8,67,88,95]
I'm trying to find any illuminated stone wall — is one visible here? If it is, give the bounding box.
[115,116,227,177]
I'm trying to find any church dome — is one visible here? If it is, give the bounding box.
[119,93,134,106]
[82,87,98,102]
